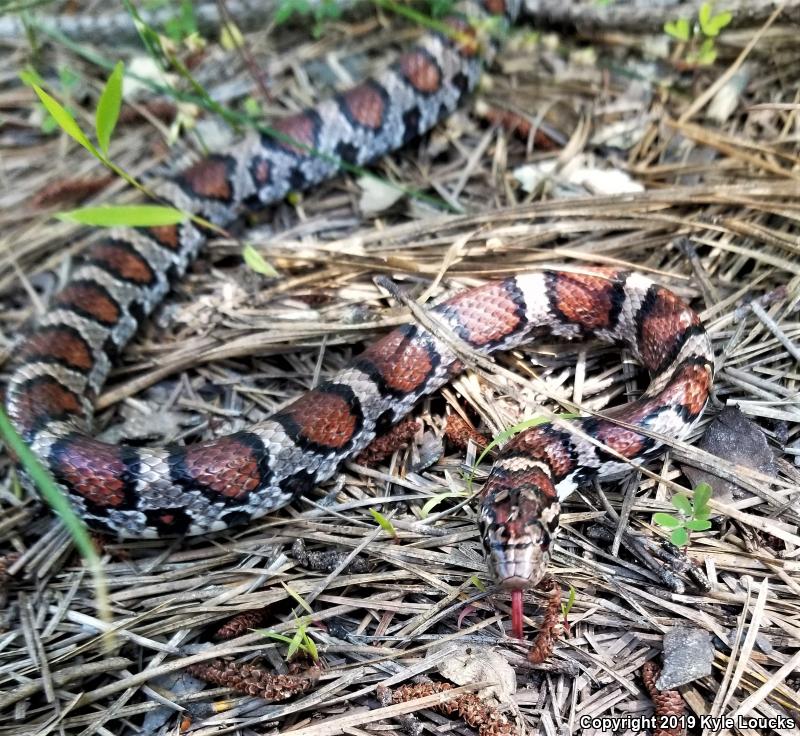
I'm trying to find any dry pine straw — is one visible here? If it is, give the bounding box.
[0,3,799,735]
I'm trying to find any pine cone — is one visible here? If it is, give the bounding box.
[642,660,686,736]
[214,609,268,640]
[355,417,419,466]
[444,415,489,450]
[186,658,317,702]
[528,577,562,665]
[391,682,517,736]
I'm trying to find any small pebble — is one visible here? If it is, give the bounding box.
[683,407,778,505]
[657,627,714,690]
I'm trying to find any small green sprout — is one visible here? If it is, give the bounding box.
[429,0,456,17]
[561,584,576,621]
[469,575,487,592]
[310,0,343,36]
[664,2,731,67]
[694,38,719,66]
[163,0,198,42]
[243,96,262,118]
[420,490,468,518]
[275,0,312,25]
[698,2,732,37]
[257,584,319,661]
[242,244,279,277]
[369,508,397,538]
[561,584,576,635]
[664,18,691,42]
[258,623,319,661]
[652,482,713,547]
[281,582,314,615]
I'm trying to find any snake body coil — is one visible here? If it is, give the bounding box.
[5,0,713,615]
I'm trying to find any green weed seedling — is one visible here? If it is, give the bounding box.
[652,482,713,547]
[664,2,731,66]
[258,584,319,661]
[258,624,320,661]
[163,0,199,42]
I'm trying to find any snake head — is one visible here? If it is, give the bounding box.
[477,466,561,638]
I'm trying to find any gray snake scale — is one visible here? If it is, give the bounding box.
[5,0,714,619]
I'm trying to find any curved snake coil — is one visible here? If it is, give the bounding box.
[5,0,714,633]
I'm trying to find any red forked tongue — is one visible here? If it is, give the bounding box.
[511,589,524,640]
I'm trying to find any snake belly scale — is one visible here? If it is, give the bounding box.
[4,0,714,634]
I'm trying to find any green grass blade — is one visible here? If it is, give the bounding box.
[469,574,486,591]
[242,244,278,277]
[420,491,465,518]
[56,205,187,227]
[23,77,98,157]
[281,582,314,615]
[369,508,396,537]
[255,630,295,645]
[287,627,304,659]
[121,0,168,63]
[374,0,477,42]
[0,406,111,633]
[561,584,576,618]
[95,61,124,157]
[302,630,319,661]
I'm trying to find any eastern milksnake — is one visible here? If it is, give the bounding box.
[4,0,714,638]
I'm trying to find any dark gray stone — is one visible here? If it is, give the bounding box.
[657,627,714,690]
[683,406,778,505]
